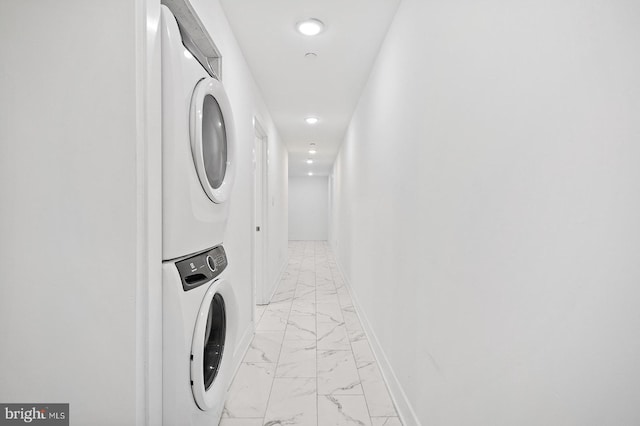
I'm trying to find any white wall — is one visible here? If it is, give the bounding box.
[0,0,288,424]
[331,0,640,425]
[0,1,162,424]
[289,176,328,241]
[192,0,289,360]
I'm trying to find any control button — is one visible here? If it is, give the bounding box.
[206,255,217,272]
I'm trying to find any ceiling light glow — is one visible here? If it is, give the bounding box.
[305,117,319,125]
[297,19,324,36]
[309,149,317,154]
[306,159,314,164]
[308,172,314,176]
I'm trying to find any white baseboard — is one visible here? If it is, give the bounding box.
[230,320,254,382]
[332,250,421,426]
[258,258,288,305]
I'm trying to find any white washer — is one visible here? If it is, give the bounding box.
[161,5,236,261]
[163,245,238,426]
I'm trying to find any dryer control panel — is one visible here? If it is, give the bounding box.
[175,245,228,291]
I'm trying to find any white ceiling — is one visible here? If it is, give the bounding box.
[219,0,401,177]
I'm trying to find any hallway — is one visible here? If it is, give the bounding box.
[220,241,401,426]
[2,0,639,424]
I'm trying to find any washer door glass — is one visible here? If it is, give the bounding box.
[190,77,236,204]
[203,293,226,390]
[191,279,237,411]
[201,95,227,190]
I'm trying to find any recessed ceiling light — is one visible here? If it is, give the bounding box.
[309,142,316,146]
[306,159,314,164]
[308,172,314,176]
[297,19,324,36]
[305,117,319,125]
[305,52,318,59]
[308,149,317,154]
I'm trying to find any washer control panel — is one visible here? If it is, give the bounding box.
[175,245,228,291]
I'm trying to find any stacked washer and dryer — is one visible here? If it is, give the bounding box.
[160,2,238,425]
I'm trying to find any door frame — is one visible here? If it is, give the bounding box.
[252,117,269,312]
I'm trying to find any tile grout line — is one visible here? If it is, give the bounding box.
[333,250,376,425]
[222,242,400,426]
[329,242,402,425]
[259,249,300,425]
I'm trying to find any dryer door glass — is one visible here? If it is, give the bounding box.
[202,293,226,390]
[201,94,228,190]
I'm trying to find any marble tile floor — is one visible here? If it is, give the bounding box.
[219,241,402,426]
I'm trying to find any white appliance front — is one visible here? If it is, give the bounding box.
[162,246,238,426]
[190,278,236,412]
[161,5,236,261]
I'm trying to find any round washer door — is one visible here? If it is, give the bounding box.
[190,77,236,204]
[191,279,237,411]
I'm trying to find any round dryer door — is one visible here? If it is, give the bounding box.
[191,279,237,411]
[190,77,236,204]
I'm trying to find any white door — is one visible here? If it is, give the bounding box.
[253,120,268,306]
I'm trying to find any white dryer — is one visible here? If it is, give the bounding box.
[163,245,238,426]
[161,5,236,261]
